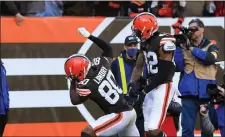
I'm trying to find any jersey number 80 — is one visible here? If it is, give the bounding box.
[98,71,123,105]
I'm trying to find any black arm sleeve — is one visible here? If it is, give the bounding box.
[4,1,19,15]
[144,60,175,93]
[70,80,88,105]
[89,35,113,59]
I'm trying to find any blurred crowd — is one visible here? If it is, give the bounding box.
[1,1,224,18]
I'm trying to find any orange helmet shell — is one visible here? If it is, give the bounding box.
[132,12,159,41]
[64,54,91,81]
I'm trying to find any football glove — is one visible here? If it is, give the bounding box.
[126,82,139,106]
[174,34,191,50]
[77,27,91,38]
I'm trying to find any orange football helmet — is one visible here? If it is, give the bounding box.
[132,12,159,41]
[64,54,91,81]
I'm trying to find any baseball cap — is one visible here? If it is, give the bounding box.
[188,18,205,28]
[124,35,138,45]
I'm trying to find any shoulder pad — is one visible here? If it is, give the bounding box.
[162,41,176,51]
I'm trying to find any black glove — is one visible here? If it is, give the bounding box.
[133,91,145,119]
[167,100,182,115]
[127,82,138,96]
[126,82,139,106]
[167,100,182,131]
[174,34,192,50]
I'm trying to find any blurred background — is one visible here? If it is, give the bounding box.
[1,1,224,18]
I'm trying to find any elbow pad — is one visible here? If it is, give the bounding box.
[162,41,176,53]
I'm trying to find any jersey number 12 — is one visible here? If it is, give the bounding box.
[144,51,158,74]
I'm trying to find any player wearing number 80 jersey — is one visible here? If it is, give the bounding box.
[75,57,130,114]
[129,12,177,137]
[64,27,139,137]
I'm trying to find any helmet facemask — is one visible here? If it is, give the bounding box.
[132,26,153,43]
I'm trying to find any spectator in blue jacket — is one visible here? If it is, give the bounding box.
[174,18,219,137]
[0,60,9,136]
[111,35,148,137]
[43,0,63,16]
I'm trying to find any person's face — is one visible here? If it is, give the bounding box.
[124,43,138,50]
[124,43,138,58]
[188,22,204,41]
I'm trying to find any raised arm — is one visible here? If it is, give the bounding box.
[88,35,113,59]
[77,27,113,64]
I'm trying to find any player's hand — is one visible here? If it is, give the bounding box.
[124,94,139,106]
[127,82,138,97]
[77,27,91,38]
[126,82,139,106]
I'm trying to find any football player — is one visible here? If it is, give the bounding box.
[64,27,140,137]
[128,12,177,137]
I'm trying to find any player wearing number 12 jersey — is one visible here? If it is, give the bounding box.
[128,12,177,137]
[64,27,140,137]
